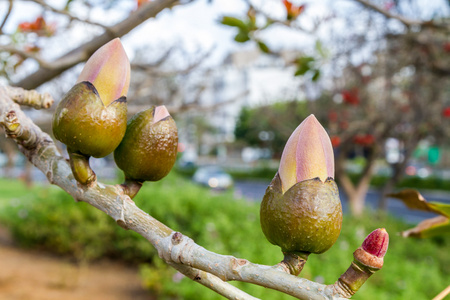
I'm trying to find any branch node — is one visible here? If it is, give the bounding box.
[172,232,183,245]
[6,86,54,109]
[119,178,143,199]
[68,151,97,186]
[2,110,20,136]
[279,251,310,276]
[334,278,355,298]
[116,195,129,230]
[1,110,39,149]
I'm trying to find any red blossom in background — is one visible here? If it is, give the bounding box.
[137,0,152,9]
[342,88,360,105]
[443,42,450,53]
[330,136,341,148]
[18,16,56,37]
[328,111,338,122]
[340,120,349,130]
[399,104,410,113]
[282,0,305,20]
[353,134,375,146]
[442,107,450,118]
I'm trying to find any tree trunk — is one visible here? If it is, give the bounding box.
[378,138,419,210]
[336,145,378,217]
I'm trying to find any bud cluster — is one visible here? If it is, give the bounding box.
[52,38,178,192]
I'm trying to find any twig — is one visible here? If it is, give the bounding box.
[28,0,110,29]
[0,0,13,34]
[14,0,182,90]
[131,48,213,77]
[353,0,447,29]
[433,285,450,300]
[4,86,53,109]
[168,263,261,300]
[0,45,53,69]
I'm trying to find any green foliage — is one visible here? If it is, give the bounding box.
[294,55,322,81]
[0,184,153,262]
[0,176,449,299]
[234,101,310,157]
[220,16,247,30]
[257,40,270,54]
[220,15,256,44]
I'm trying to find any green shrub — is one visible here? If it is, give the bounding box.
[0,175,449,299]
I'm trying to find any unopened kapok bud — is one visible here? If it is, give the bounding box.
[53,38,130,159]
[260,115,342,255]
[114,106,178,184]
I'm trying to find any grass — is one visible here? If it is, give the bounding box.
[0,179,49,209]
[0,175,449,299]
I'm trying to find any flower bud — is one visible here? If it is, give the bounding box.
[52,81,127,158]
[362,228,389,258]
[52,39,130,184]
[77,38,130,106]
[353,228,389,270]
[114,106,178,182]
[278,114,334,193]
[260,115,341,255]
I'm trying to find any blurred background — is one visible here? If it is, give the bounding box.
[0,0,449,299]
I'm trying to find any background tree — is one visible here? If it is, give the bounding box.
[314,1,450,215]
[224,0,450,216]
[234,100,309,157]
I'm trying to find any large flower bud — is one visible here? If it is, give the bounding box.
[53,38,130,158]
[260,115,342,255]
[114,106,178,183]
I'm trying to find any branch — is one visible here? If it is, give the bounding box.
[0,0,13,34]
[4,86,53,109]
[13,0,182,90]
[0,86,258,300]
[353,0,447,29]
[0,45,53,69]
[131,47,213,77]
[0,87,384,299]
[29,0,110,29]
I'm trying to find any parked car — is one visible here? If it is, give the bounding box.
[405,162,432,178]
[192,166,233,190]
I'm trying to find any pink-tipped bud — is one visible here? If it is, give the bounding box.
[77,38,130,106]
[362,228,389,258]
[278,114,334,193]
[153,105,170,124]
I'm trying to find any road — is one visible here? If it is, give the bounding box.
[234,180,450,224]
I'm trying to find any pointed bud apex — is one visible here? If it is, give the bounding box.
[278,114,334,193]
[153,105,170,124]
[77,38,130,106]
[362,228,389,258]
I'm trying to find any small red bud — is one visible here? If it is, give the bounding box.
[362,228,389,258]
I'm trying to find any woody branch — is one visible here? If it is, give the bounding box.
[0,87,383,299]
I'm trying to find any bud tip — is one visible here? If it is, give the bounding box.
[77,38,130,106]
[153,105,170,124]
[362,228,389,258]
[278,114,334,193]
